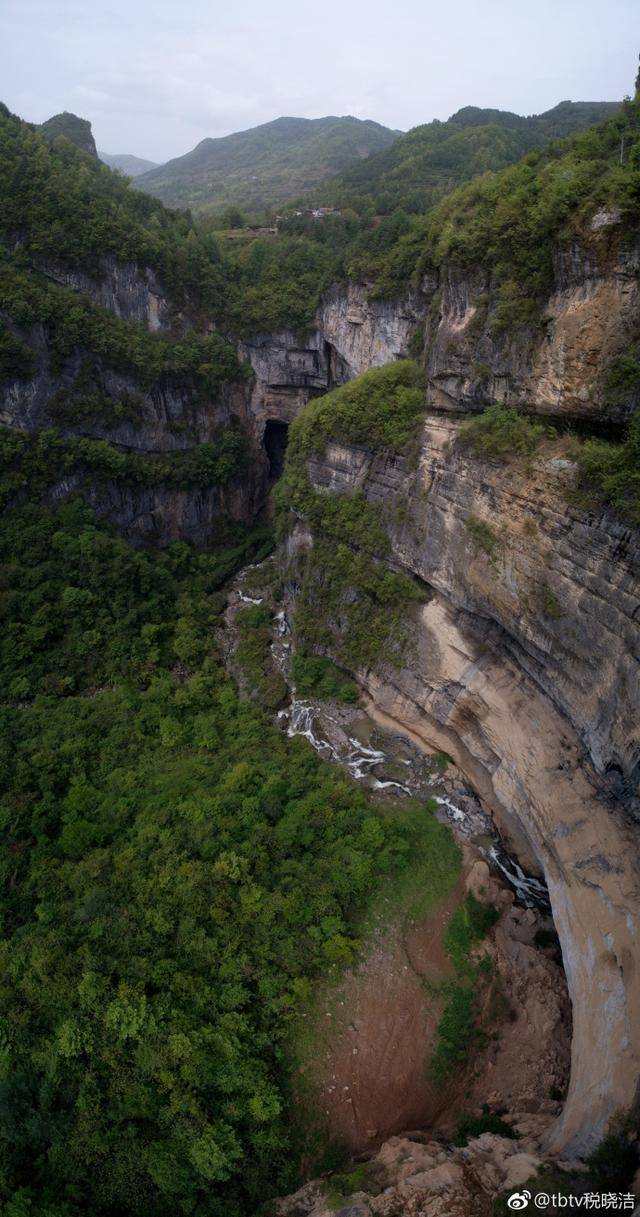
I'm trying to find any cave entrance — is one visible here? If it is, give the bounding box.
[263,419,289,481]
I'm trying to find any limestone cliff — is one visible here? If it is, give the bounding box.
[240,226,640,1161]
[0,258,269,544]
[241,215,640,435]
[35,255,175,331]
[421,214,640,422]
[3,212,640,1160]
[237,281,423,436]
[298,419,640,1156]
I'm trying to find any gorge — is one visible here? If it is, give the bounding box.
[1,86,639,1217]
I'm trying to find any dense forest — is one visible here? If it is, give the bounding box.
[0,484,449,1216]
[0,98,459,1217]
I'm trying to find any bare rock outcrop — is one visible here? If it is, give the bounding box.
[421,224,640,421]
[317,282,422,378]
[276,1129,548,1217]
[34,255,175,331]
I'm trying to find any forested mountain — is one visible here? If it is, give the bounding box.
[99,151,160,176]
[134,114,401,216]
[310,99,621,215]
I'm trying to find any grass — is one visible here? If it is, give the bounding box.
[465,514,499,557]
[444,894,500,974]
[454,1109,518,1145]
[325,1163,372,1208]
[432,751,453,771]
[536,581,562,619]
[570,412,640,525]
[288,798,462,1162]
[428,894,499,1081]
[361,798,462,930]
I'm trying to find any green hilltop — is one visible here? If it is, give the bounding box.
[38,109,98,158]
[308,99,622,215]
[134,114,401,216]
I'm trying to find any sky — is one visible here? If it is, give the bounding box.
[1,0,637,163]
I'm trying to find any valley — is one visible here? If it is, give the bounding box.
[0,68,639,1217]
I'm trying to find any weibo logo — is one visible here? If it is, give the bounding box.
[507,1193,531,1211]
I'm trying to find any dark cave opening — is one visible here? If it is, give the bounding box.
[263,419,289,481]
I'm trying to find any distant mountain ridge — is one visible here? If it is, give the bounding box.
[34,99,621,223]
[99,152,159,177]
[313,99,622,214]
[134,114,401,215]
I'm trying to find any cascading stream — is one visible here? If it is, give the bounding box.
[230,565,551,912]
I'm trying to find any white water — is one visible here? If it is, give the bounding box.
[488,846,550,909]
[283,700,412,791]
[281,698,549,909]
[230,567,550,911]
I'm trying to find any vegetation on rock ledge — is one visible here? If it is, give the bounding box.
[458,404,554,458]
[275,362,427,671]
[571,412,640,524]
[0,425,249,511]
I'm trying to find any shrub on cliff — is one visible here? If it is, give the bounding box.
[292,359,426,457]
[571,412,640,523]
[274,361,428,671]
[292,653,358,703]
[0,262,244,393]
[0,320,36,383]
[458,404,554,458]
[429,894,499,1080]
[0,425,249,513]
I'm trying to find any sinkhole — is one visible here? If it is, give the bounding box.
[263,419,289,481]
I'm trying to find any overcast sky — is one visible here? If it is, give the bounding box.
[1,0,637,163]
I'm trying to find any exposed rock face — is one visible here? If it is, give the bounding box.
[47,465,262,546]
[2,221,640,1159]
[303,419,640,1156]
[0,259,268,544]
[238,328,333,436]
[0,318,247,452]
[35,256,175,331]
[38,111,98,159]
[241,220,640,429]
[421,225,640,421]
[238,282,422,440]
[317,282,422,378]
[293,854,569,1156]
[277,1127,549,1217]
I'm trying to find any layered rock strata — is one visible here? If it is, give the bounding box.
[302,417,640,1155]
